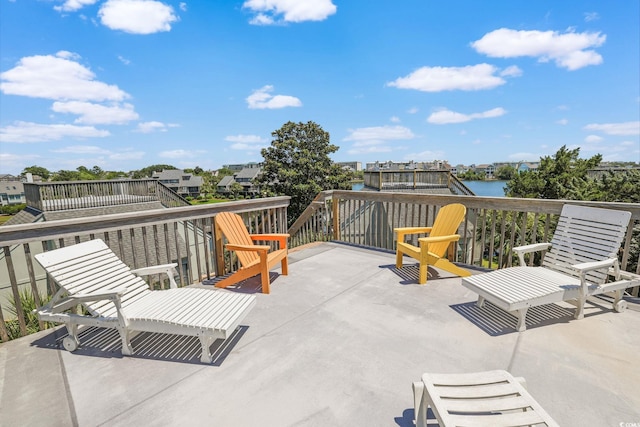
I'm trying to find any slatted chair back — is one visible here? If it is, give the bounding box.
[428,203,466,257]
[35,239,151,317]
[215,212,259,268]
[543,204,631,284]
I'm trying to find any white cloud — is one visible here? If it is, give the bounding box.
[343,125,415,141]
[134,121,179,133]
[584,121,640,135]
[500,65,522,77]
[99,0,178,34]
[109,150,145,160]
[407,107,419,114]
[404,150,445,161]
[390,116,400,123]
[427,107,506,124]
[243,0,336,25]
[179,2,187,12]
[158,149,201,158]
[584,134,603,143]
[387,64,512,92]
[52,101,139,124]
[0,52,129,101]
[54,0,99,12]
[471,28,606,70]
[344,125,414,155]
[556,119,569,125]
[584,12,599,22]
[246,85,302,109]
[118,55,131,65]
[225,134,268,150]
[51,145,111,154]
[0,121,110,143]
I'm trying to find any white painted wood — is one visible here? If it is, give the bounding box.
[416,370,559,427]
[462,205,637,331]
[35,239,256,363]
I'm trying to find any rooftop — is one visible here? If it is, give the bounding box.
[2,242,638,426]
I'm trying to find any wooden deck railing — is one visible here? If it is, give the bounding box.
[289,190,640,276]
[0,197,289,342]
[23,179,190,211]
[2,190,639,342]
[363,170,475,195]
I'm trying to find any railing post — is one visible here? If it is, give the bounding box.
[213,216,226,277]
[332,195,340,240]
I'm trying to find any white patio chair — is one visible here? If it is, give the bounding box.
[461,204,637,331]
[35,239,256,363]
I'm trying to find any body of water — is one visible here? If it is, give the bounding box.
[462,180,508,197]
[351,180,508,197]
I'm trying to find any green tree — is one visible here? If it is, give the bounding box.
[21,165,51,180]
[257,121,353,224]
[131,164,177,179]
[230,182,244,199]
[51,169,81,181]
[495,165,517,181]
[505,146,601,199]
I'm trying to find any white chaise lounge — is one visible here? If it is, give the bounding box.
[35,239,256,363]
[461,204,637,331]
[413,370,559,427]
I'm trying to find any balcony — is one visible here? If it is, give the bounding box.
[1,190,639,425]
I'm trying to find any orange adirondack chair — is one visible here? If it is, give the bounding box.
[214,212,289,294]
[395,203,471,284]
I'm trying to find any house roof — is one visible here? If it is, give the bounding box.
[217,176,235,187]
[234,167,262,180]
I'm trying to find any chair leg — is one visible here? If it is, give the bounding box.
[395,250,403,269]
[516,308,528,332]
[418,264,428,284]
[118,327,134,356]
[281,256,288,276]
[198,332,214,364]
[261,266,271,294]
[412,381,427,427]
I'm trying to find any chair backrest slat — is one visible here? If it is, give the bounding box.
[429,203,466,257]
[215,212,259,267]
[543,205,631,283]
[35,239,151,316]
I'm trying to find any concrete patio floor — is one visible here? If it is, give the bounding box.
[1,242,639,427]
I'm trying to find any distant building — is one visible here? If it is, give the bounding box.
[336,161,362,172]
[152,169,203,198]
[0,175,26,206]
[223,162,262,172]
[217,166,262,197]
[365,160,451,171]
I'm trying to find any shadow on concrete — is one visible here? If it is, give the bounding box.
[30,324,249,365]
[450,300,575,336]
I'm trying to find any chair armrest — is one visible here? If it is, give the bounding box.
[250,234,289,248]
[513,242,551,255]
[226,243,270,253]
[418,234,460,244]
[395,227,433,241]
[131,264,179,289]
[44,287,127,314]
[513,243,551,265]
[573,258,617,273]
[250,233,290,240]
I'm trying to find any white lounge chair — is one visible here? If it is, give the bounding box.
[35,239,256,363]
[413,370,559,427]
[462,204,637,331]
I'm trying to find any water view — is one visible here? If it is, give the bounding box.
[352,180,508,197]
[461,180,508,197]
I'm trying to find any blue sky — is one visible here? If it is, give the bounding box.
[1,0,639,175]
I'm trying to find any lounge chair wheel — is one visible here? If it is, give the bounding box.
[63,336,79,352]
[614,300,627,313]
